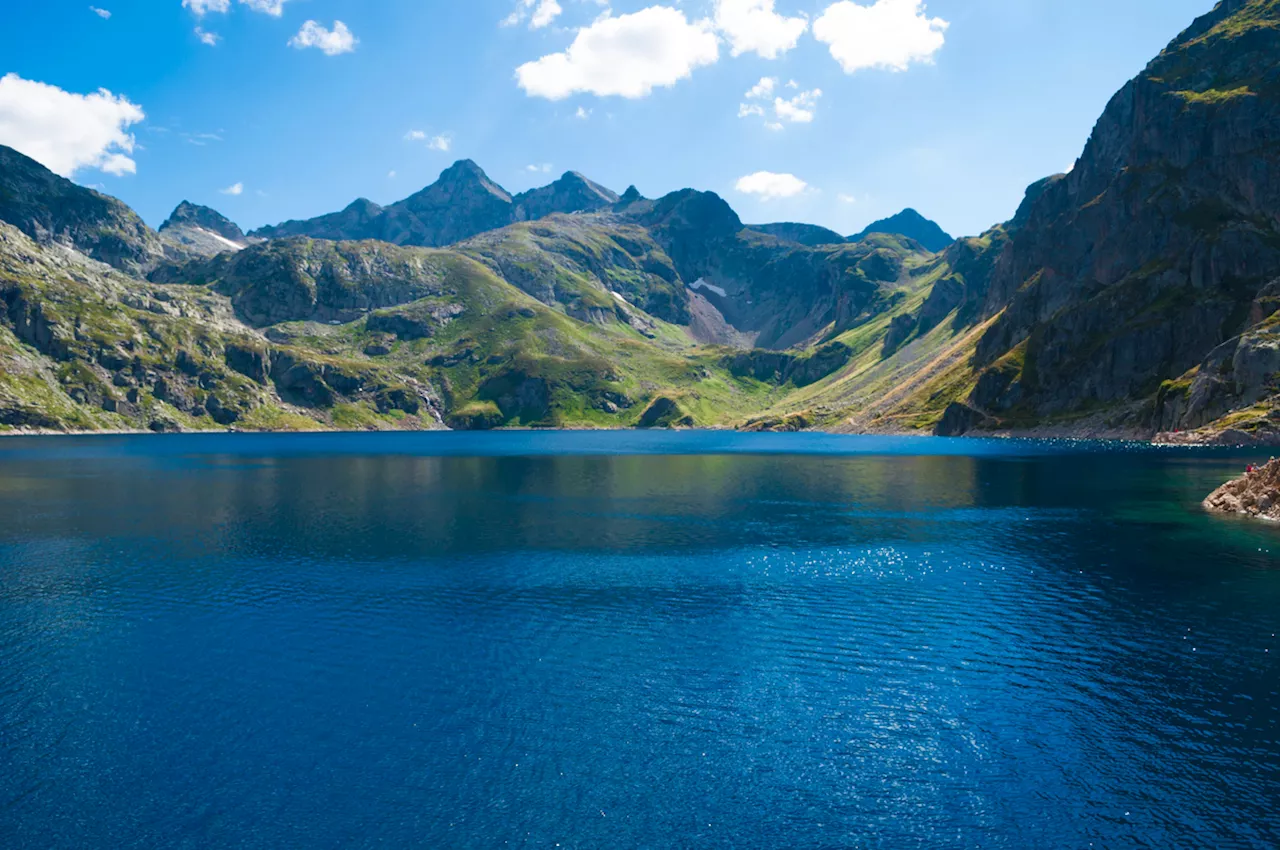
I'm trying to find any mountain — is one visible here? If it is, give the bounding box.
[514,171,619,220]
[0,144,163,274]
[851,209,953,253]
[749,223,848,247]
[254,198,384,242]
[158,201,248,257]
[3,0,1280,440]
[937,0,1280,442]
[250,161,619,249]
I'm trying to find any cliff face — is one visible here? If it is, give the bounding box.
[955,0,1280,434]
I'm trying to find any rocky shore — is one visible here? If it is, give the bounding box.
[1204,458,1280,521]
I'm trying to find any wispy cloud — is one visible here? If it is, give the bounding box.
[89,6,111,19]
[289,20,357,56]
[195,27,221,46]
[220,182,244,195]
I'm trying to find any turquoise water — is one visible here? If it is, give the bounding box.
[1,432,1278,848]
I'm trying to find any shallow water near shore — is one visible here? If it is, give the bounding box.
[1,432,1278,848]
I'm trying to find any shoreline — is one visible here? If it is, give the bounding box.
[0,424,1271,448]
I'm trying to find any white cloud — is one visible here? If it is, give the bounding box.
[838,192,857,204]
[735,171,808,199]
[239,0,290,15]
[404,129,427,141]
[774,88,821,123]
[526,163,553,173]
[195,27,221,46]
[713,0,808,59]
[0,74,144,177]
[765,121,783,131]
[740,82,820,127]
[744,76,776,99]
[516,6,719,100]
[575,106,591,119]
[220,182,244,195]
[289,20,358,56]
[503,0,563,29]
[531,0,562,28]
[427,134,452,152]
[90,6,111,18]
[813,0,948,73]
[183,0,229,17]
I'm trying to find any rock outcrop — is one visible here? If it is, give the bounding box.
[1204,457,1280,520]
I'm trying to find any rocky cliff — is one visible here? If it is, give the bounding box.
[940,0,1280,440]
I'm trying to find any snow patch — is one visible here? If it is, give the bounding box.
[689,278,727,298]
[197,227,245,252]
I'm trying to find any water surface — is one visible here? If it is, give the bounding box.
[1,432,1278,848]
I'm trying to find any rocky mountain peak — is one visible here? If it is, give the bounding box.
[160,201,245,242]
[618,186,644,206]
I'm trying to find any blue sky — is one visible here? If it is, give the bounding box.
[0,0,1215,238]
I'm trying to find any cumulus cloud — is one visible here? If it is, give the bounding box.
[516,6,719,100]
[713,0,808,59]
[195,27,221,45]
[735,171,808,200]
[183,0,229,17]
[0,74,144,177]
[427,134,452,152]
[737,103,764,118]
[575,106,591,119]
[220,182,244,195]
[289,20,358,56]
[90,6,112,18]
[813,0,948,73]
[239,0,291,15]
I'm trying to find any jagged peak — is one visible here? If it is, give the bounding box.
[619,185,644,204]
[160,200,245,242]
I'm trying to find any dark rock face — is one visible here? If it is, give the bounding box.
[851,209,953,253]
[966,0,1280,429]
[0,144,163,274]
[749,222,848,247]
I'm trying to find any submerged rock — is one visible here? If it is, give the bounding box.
[1204,458,1280,521]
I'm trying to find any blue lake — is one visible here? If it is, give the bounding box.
[1,432,1278,848]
